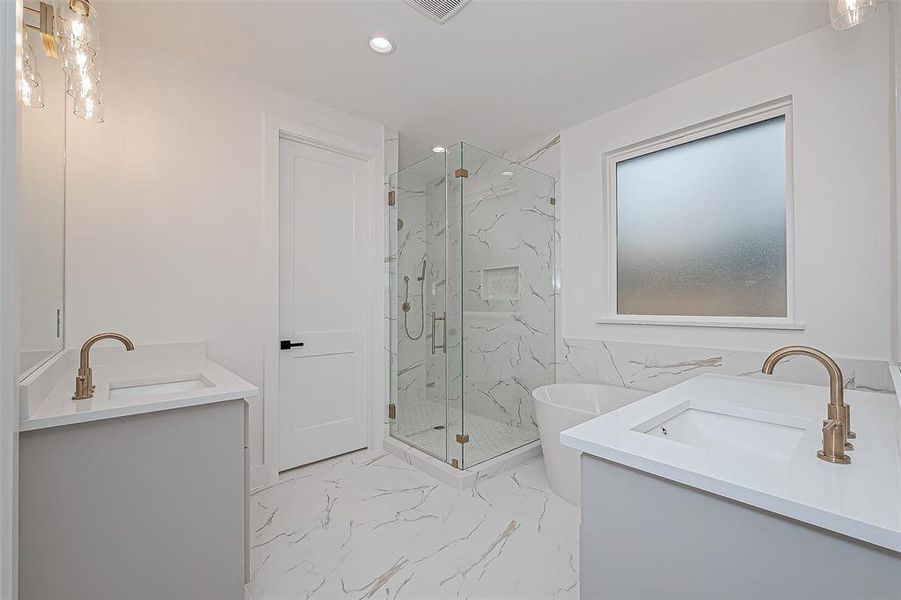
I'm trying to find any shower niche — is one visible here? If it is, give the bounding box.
[388,142,556,470]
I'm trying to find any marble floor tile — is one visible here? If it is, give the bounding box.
[248,450,579,600]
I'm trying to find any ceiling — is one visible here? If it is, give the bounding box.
[103,0,829,166]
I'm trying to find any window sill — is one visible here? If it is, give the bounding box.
[594,316,806,331]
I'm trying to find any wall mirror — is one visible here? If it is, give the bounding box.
[18,19,66,380]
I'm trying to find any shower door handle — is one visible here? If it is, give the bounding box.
[431,312,447,355]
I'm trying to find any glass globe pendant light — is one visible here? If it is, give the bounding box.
[55,0,98,53]
[828,0,879,30]
[55,0,105,122]
[19,38,45,108]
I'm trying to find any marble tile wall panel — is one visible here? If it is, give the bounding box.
[556,336,894,394]
[457,139,559,443]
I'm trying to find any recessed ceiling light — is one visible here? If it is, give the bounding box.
[369,36,394,54]
[502,171,513,177]
[432,146,446,153]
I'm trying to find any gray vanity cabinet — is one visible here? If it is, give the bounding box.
[580,455,901,599]
[19,399,248,600]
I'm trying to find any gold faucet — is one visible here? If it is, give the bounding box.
[761,345,852,464]
[72,332,135,400]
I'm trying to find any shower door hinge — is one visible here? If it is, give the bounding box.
[388,403,396,420]
[387,190,396,206]
[550,197,556,206]
[450,459,460,469]
[456,433,470,444]
[454,168,468,178]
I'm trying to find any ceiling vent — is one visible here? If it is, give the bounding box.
[404,0,470,24]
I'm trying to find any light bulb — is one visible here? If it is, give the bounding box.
[368,36,394,54]
[70,18,84,41]
[73,87,103,123]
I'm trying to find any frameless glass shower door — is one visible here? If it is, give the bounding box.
[389,152,453,463]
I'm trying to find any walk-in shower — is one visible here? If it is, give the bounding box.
[388,142,556,470]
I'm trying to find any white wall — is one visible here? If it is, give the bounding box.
[64,32,385,476]
[561,12,892,362]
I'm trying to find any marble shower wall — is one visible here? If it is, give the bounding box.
[458,144,557,438]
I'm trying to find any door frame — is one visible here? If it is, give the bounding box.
[261,113,384,487]
[0,1,19,597]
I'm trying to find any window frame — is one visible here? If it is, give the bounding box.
[599,97,802,330]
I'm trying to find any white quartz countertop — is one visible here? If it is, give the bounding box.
[561,374,901,552]
[19,342,258,432]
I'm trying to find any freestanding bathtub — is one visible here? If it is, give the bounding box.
[533,383,649,505]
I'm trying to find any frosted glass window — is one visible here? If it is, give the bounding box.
[616,116,787,318]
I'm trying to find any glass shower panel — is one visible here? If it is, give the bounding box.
[388,153,449,463]
[458,144,556,469]
[445,143,465,468]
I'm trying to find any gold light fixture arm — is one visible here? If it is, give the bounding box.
[23,1,58,58]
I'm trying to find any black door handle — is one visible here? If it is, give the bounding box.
[280,340,305,350]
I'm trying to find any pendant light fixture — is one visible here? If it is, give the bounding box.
[20,0,105,123]
[828,0,879,31]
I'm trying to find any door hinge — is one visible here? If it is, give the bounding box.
[388,403,396,420]
[454,168,469,179]
[450,458,460,469]
[387,190,396,206]
[456,433,469,444]
[550,197,556,206]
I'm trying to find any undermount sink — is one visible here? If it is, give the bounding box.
[636,402,807,461]
[109,377,211,399]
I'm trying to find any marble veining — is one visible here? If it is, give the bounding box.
[248,449,579,600]
[556,336,894,395]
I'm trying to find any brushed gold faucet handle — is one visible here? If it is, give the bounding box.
[818,419,850,464]
[827,400,853,451]
[840,403,856,439]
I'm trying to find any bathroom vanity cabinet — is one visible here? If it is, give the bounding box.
[564,375,901,599]
[19,399,248,600]
[581,455,901,599]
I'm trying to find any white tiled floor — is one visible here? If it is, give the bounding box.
[248,449,579,600]
[393,400,538,468]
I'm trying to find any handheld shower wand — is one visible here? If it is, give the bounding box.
[402,259,427,340]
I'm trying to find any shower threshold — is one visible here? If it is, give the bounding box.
[384,436,540,490]
[386,399,541,489]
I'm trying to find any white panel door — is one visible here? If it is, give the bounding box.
[278,137,369,471]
